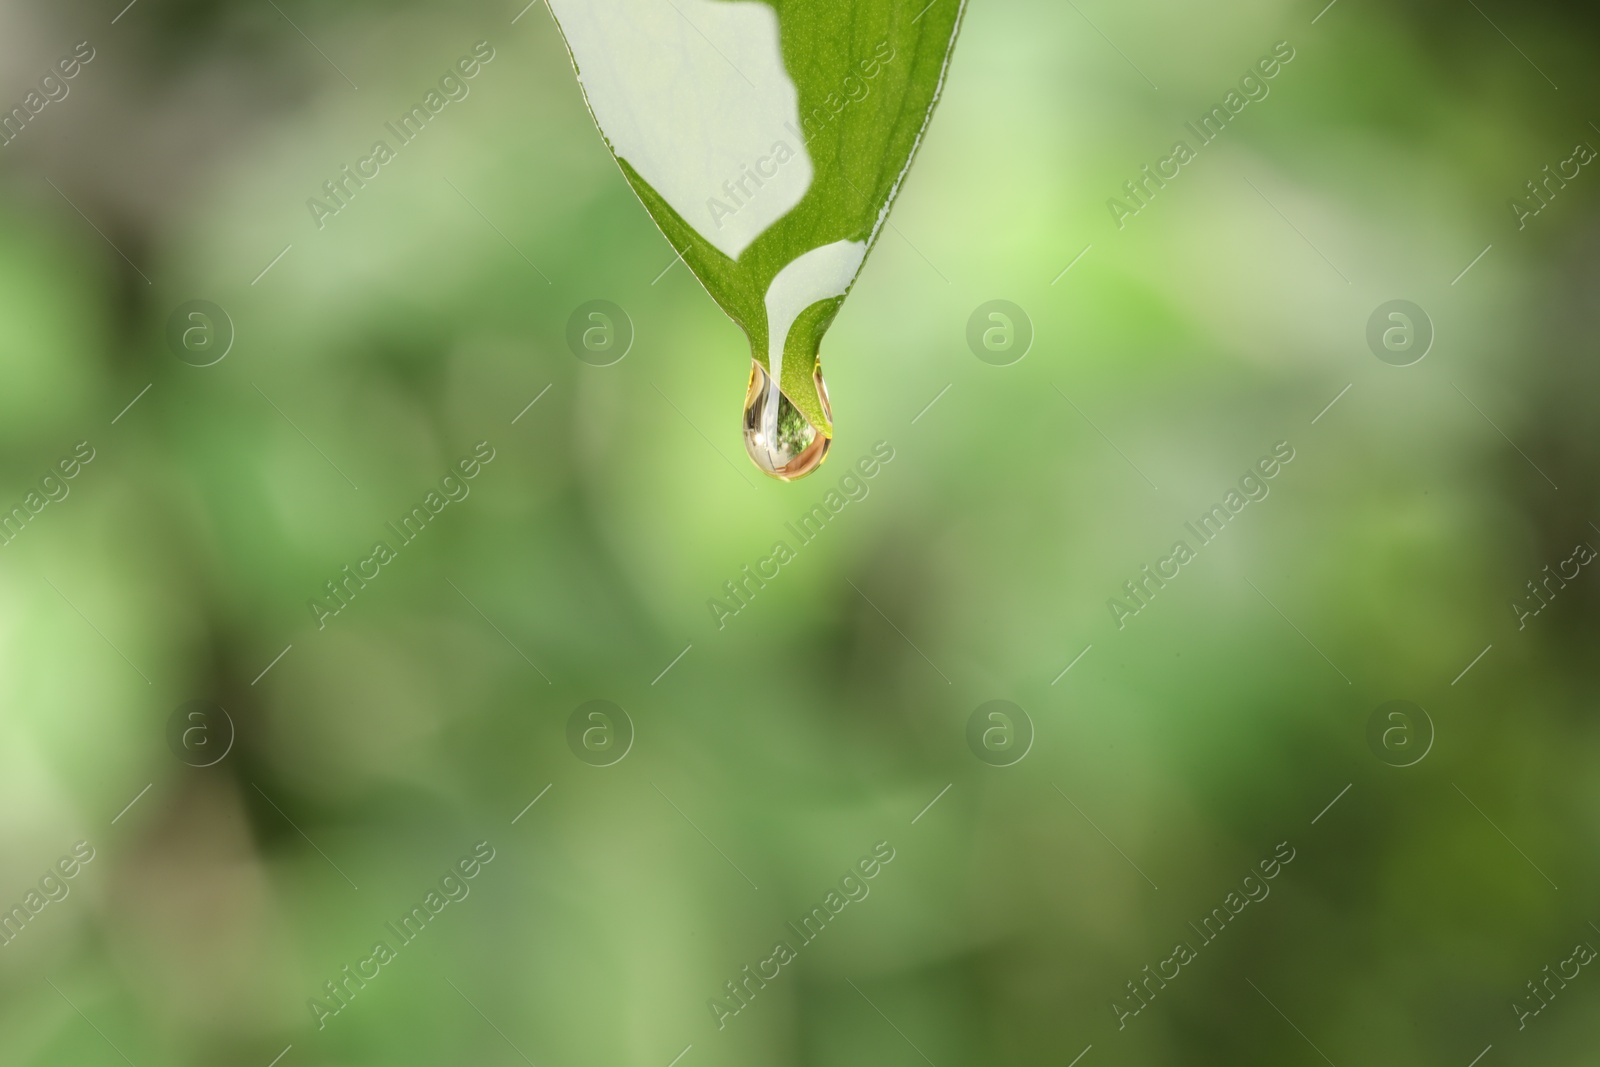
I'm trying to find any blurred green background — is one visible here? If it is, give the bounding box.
[2,0,1598,1064]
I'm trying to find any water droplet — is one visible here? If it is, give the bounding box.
[742,359,831,481]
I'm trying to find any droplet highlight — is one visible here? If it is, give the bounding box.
[742,359,831,481]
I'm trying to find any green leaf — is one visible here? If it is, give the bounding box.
[548,0,967,434]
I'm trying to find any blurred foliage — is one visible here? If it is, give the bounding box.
[1,0,1598,1064]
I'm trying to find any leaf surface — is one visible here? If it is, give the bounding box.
[548,0,967,432]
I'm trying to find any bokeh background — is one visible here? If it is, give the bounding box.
[2,0,1598,1064]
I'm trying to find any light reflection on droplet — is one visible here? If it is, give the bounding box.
[742,359,831,481]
